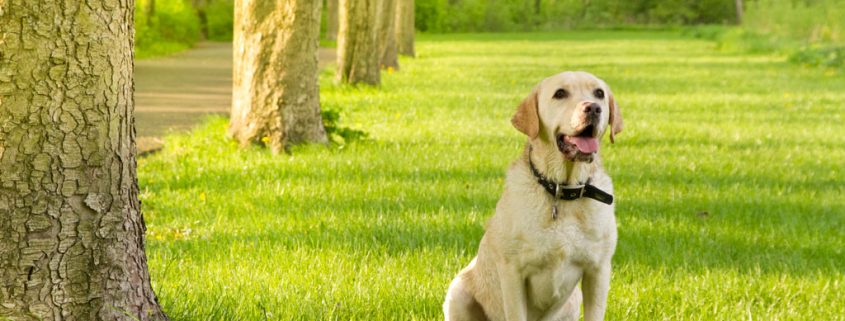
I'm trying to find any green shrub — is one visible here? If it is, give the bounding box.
[790,45,845,68]
[681,25,730,41]
[322,109,368,145]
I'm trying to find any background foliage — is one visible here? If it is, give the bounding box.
[415,0,739,32]
[135,0,233,58]
[134,0,844,71]
[135,0,740,59]
[719,0,844,69]
[205,0,236,41]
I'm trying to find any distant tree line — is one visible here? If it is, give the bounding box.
[136,0,745,57]
[416,0,742,32]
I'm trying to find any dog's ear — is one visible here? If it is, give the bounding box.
[608,92,623,143]
[512,87,540,139]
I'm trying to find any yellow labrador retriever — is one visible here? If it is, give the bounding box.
[443,71,623,321]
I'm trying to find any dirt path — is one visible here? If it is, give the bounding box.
[134,42,336,153]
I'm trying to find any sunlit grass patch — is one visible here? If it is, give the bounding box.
[139,30,845,320]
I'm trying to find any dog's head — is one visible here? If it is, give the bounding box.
[512,71,623,162]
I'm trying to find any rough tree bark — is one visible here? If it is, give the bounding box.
[378,0,400,71]
[231,0,329,153]
[0,1,168,321]
[326,0,339,41]
[337,0,381,85]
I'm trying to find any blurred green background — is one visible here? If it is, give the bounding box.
[135,0,234,58]
[135,0,844,70]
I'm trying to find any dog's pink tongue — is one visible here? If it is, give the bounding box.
[569,137,599,153]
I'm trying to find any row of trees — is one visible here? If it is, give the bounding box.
[229,0,416,153]
[0,0,416,319]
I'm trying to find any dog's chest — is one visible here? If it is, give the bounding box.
[518,201,614,308]
[527,201,612,263]
[524,257,582,310]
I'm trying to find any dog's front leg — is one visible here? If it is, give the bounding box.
[582,264,611,321]
[497,262,527,321]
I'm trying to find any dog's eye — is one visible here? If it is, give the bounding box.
[594,89,605,99]
[553,89,568,99]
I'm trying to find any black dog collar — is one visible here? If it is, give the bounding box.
[527,152,614,205]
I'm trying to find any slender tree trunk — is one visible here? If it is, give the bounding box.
[0,1,168,321]
[379,0,400,71]
[193,0,210,40]
[326,0,339,41]
[535,0,541,14]
[337,0,381,85]
[231,0,329,153]
[396,0,415,57]
[147,0,156,25]
[735,0,743,24]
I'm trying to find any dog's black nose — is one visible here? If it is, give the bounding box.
[584,102,602,115]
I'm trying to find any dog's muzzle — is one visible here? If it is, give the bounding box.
[557,106,601,162]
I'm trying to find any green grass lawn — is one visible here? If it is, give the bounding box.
[138,30,845,320]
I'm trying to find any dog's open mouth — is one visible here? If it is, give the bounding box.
[556,124,598,162]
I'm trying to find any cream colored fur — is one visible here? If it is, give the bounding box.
[443,71,623,321]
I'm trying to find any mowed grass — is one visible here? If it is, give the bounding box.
[138,31,845,320]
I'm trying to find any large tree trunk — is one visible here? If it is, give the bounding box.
[395,0,415,57]
[0,1,168,321]
[337,0,381,85]
[231,0,329,153]
[379,0,400,71]
[326,0,339,41]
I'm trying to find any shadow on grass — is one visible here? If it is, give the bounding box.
[615,195,845,275]
[148,161,844,275]
[143,127,844,277]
